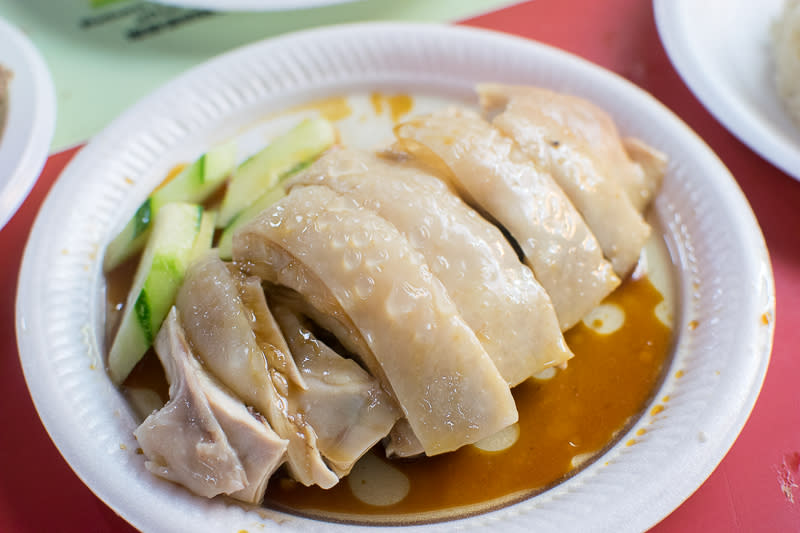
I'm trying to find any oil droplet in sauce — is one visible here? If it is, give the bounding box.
[570,451,596,469]
[346,451,410,507]
[582,303,625,334]
[292,96,353,122]
[370,92,384,115]
[472,423,520,452]
[655,300,672,327]
[370,92,414,122]
[265,275,672,520]
[532,366,557,381]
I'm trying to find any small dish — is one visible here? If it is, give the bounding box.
[654,0,800,181]
[0,17,56,230]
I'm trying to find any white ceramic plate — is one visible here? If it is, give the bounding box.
[653,0,800,180]
[16,23,774,533]
[149,0,356,11]
[0,17,56,230]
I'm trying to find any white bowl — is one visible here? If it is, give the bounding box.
[0,16,56,230]
[654,0,800,181]
[16,23,774,533]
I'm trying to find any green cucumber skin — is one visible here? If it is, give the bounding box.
[155,140,236,205]
[191,210,216,261]
[217,118,335,227]
[132,200,152,240]
[108,203,204,384]
[217,185,286,260]
[135,255,183,345]
[102,200,151,271]
[103,141,235,272]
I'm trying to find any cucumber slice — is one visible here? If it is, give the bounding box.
[103,140,236,272]
[108,202,206,384]
[217,118,335,228]
[216,185,286,260]
[191,209,217,261]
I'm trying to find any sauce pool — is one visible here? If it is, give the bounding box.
[263,274,672,522]
[115,271,672,523]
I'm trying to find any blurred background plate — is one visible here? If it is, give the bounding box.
[653,0,800,181]
[148,0,357,11]
[0,17,56,230]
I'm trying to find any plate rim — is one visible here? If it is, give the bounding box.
[0,16,56,230]
[15,21,775,533]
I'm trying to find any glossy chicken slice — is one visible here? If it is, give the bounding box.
[394,109,619,330]
[287,148,572,386]
[479,83,666,212]
[135,308,289,502]
[478,84,651,277]
[622,137,668,210]
[272,304,401,476]
[232,185,518,455]
[169,309,287,503]
[385,419,424,458]
[237,272,306,391]
[204,392,285,505]
[175,253,338,488]
[134,309,245,498]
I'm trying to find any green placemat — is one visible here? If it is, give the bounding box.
[0,0,515,150]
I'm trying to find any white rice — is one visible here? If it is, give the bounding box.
[773,0,800,125]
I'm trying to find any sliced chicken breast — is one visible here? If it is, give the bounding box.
[288,147,572,386]
[272,304,401,476]
[394,108,619,330]
[478,84,651,277]
[135,308,287,503]
[176,253,338,488]
[232,185,518,455]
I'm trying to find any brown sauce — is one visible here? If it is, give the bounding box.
[107,113,672,521]
[112,266,671,522]
[370,92,415,122]
[289,96,353,122]
[263,275,672,521]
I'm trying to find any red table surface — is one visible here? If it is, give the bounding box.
[2,1,799,531]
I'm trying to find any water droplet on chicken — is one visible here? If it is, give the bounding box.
[351,229,371,248]
[343,248,362,271]
[354,275,375,299]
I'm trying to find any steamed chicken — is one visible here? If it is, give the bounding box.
[106,84,668,506]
